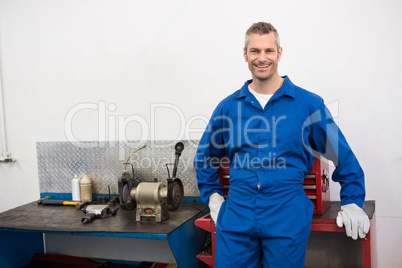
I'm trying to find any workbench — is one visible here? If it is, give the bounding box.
[0,200,208,268]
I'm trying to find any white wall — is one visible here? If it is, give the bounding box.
[0,0,401,266]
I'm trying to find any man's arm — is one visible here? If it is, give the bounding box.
[309,100,369,239]
[194,105,226,222]
[309,100,365,207]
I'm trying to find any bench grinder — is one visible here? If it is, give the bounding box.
[118,142,185,222]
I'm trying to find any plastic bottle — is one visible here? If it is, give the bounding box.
[80,174,92,202]
[71,175,81,201]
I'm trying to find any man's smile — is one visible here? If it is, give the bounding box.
[254,62,272,69]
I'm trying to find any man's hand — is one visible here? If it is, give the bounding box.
[209,193,224,224]
[336,203,370,240]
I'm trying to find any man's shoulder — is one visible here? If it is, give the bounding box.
[210,90,240,115]
[214,84,247,109]
[222,89,243,102]
[292,83,324,106]
[296,85,323,99]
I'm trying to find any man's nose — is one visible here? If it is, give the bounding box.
[258,51,268,61]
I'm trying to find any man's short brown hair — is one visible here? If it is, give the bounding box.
[245,22,280,50]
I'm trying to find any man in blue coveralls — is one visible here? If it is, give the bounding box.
[194,22,370,267]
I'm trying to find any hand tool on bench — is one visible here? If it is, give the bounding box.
[41,200,80,206]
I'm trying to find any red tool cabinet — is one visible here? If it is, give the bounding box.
[304,156,332,214]
[215,156,332,214]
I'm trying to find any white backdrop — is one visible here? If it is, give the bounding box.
[0,0,401,267]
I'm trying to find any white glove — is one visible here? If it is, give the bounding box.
[336,203,370,240]
[209,193,224,224]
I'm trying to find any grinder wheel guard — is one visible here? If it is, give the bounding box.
[168,179,184,211]
[121,184,130,204]
[118,163,140,211]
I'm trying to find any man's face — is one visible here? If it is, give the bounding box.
[243,32,282,82]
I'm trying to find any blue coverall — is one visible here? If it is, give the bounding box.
[194,76,365,267]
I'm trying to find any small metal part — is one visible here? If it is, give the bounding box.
[97,196,106,204]
[0,152,16,163]
[322,168,330,192]
[75,201,89,210]
[82,213,96,223]
[37,196,50,205]
[303,185,317,189]
[108,198,116,206]
[111,207,119,216]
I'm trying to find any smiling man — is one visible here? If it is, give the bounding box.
[244,29,283,93]
[194,22,370,267]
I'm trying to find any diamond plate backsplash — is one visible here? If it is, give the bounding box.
[36,140,201,196]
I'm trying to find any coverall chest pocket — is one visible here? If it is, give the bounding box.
[269,117,302,150]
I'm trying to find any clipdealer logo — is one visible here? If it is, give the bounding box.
[64,100,340,164]
[64,101,208,159]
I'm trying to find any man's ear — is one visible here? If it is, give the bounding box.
[243,48,248,62]
[277,46,283,61]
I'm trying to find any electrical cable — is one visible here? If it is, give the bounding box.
[182,203,207,215]
[124,145,146,170]
[165,163,174,179]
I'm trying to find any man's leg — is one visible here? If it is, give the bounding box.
[259,192,313,267]
[215,227,262,268]
[215,200,262,267]
[260,228,311,268]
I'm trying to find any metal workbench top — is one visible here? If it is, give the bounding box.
[313,201,375,220]
[0,201,208,238]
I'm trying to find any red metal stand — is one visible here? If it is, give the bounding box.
[310,209,377,268]
[194,214,216,267]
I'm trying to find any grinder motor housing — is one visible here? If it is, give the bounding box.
[132,182,169,222]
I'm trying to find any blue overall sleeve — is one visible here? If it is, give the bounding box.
[194,104,226,204]
[308,100,365,208]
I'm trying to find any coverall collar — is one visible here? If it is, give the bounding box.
[236,75,296,100]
